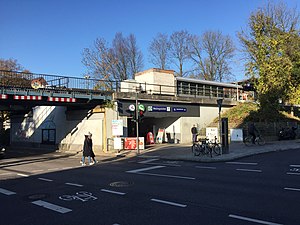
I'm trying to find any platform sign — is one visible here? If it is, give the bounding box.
[112,120,123,136]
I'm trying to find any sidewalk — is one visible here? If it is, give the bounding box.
[105,139,300,162]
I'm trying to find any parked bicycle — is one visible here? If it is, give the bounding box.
[192,139,211,157]
[244,134,265,146]
[192,137,221,157]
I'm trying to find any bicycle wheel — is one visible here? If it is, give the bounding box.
[257,136,265,146]
[193,144,201,156]
[213,144,221,155]
[244,136,252,146]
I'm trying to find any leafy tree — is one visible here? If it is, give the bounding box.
[148,33,171,70]
[238,2,300,113]
[189,31,235,81]
[82,33,144,83]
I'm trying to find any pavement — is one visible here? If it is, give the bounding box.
[3,139,300,163]
[102,138,300,162]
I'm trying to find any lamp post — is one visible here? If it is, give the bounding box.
[135,91,140,154]
[217,99,223,154]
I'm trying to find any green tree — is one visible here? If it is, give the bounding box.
[238,2,300,113]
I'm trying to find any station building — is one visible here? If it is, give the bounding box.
[10,68,243,153]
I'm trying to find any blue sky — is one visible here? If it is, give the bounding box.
[0,0,298,81]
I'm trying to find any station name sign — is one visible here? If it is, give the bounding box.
[147,106,187,112]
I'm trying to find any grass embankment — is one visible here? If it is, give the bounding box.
[216,102,300,127]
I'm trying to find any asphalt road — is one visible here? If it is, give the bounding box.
[0,148,300,225]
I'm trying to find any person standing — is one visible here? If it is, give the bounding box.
[191,124,198,143]
[81,134,92,166]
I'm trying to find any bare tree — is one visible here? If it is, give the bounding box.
[169,30,192,77]
[82,33,144,82]
[0,58,24,71]
[190,31,235,81]
[148,33,171,70]
[126,34,144,79]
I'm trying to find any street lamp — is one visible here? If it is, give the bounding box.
[217,98,223,154]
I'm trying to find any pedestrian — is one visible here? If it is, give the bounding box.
[87,132,98,164]
[81,134,91,166]
[191,124,198,143]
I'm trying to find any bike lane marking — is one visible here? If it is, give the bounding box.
[65,182,84,187]
[0,187,16,195]
[38,178,53,182]
[151,198,187,208]
[226,162,258,165]
[284,187,300,192]
[236,169,262,173]
[101,189,126,195]
[229,214,283,225]
[32,200,72,214]
[195,166,217,169]
[127,165,195,180]
[126,165,165,173]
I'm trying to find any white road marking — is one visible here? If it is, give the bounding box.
[229,214,283,225]
[151,198,187,208]
[290,165,300,167]
[126,165,165,173]
[137,172,195,180]
[139,158,159,164]
[65,182,83,187]
[195,166,217,169]
[0,187,16,195]
[101,189,126,195]
[287,172,300,175]
[38,178,53,182]
[284,187,300,192]
[17,173,29,177]
[32,200,72,214]
[226,162,258,165]
[236,169,262,173]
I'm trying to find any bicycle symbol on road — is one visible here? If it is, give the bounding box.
[290,168,300,172]
[59,191,97,202]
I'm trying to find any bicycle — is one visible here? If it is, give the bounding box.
[192,139,212,157]
[244,134,265,146]
[207,137,222,156]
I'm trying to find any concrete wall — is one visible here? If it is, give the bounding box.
[135,68,175,95]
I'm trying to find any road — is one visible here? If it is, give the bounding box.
[0,148,300,225]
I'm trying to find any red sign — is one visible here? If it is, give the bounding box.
[124,137,145,150]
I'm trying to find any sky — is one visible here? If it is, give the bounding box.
[0,0,299,81]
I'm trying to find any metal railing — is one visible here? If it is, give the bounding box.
[0,70,242,100]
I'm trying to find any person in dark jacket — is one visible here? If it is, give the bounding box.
[248,122,258,144]
[81,134,92,166]
[87,132,98,164]
[191,124,198,143]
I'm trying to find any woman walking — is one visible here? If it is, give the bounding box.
[88,132,98,164]
[81,134,92,166]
